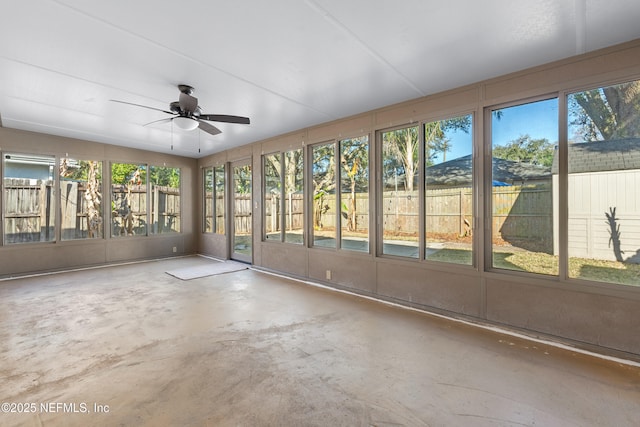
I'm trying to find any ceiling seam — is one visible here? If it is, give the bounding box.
[0,55,176,116]
[303,0,426,98]
[574,0,587,55]
[4,116,182,153]
[48,0,335,122]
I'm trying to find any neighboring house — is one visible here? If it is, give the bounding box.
[552,138,640,174]
[3,154,56,243]
[552,138,640,263]
[426,154,551,188]
[424,154,552,250]
[3,154,55,181]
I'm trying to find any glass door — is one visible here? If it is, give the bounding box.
[231,161,252,263]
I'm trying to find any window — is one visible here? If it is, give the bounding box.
[340,136,369,252]
[425,114,473,265]
[490,98,558,275]
[310,136,370,252]
[60,158,103,240]
[381,126,420,258]
[567,79,640,286]
[284,149,304,243]
[312,143,336,248]
[204,165,225,234]
[111,162,147,237]
[264,153,282,241]
[203,167,214,233]
[3,153,56,244]
[214,165,226,234]
[232,163,252,257]
[149,166,180,234]
[263,149,304,244]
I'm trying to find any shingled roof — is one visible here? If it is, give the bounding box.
[426,138,640,188]
[551,138,640,174]
[426,154,551,187]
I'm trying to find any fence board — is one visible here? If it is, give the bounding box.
[3,179,54,243]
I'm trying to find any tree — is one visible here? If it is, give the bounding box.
[233,165,252,194]
[60,159,103,238]
[383,117,472,191]
[493,134,555,167]
[340,137,368,232]
[424,121,447,165]
[430,115,472,164]
[570,80,640,141]
[111,163,145,185]
[265,150,303,196]
[312,144,336,229]
[383,127,419,191]
[150,166,180,188]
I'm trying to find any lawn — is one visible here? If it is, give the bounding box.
[429,248,640,286]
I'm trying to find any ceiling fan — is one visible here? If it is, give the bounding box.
[111,84,250,136]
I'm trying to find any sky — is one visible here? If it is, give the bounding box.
[431,98,559,164]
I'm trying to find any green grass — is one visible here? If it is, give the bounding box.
[429,248,640,286]
[426,248,472,265]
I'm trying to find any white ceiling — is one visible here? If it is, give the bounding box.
[1,1,639,158]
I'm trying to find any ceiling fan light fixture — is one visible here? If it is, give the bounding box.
[112,85,249,137]
[173,116,198,131]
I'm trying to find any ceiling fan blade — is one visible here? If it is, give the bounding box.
[198,120,222,136]
[143,117,174,127]
[110,99,174,115]
[179,92,198,114]
[199,114,250,125]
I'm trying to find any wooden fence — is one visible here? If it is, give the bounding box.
[264,193,304,234]
[234,193,252,236]
[203,192,226,234]
[151,185,181,234]
[3,179,55,243]
[426,187,473,236]
[111,184,180,235]
[3,180,180,242]
[4,179,550,250]
[260,185,552,252]
[60,180,101,239]
[493,184,553,252]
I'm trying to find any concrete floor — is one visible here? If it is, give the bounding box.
[1,256,639,427]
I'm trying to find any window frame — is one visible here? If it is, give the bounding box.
[562,78,640,287]
[310,140,338,249]
[377,123,423,259]
[3,152,57,245]
[110,161,149,238]
[213,165,226,235]
[484,94,560,278]
[203,166,214,234]
[339,134,371,254]
[148,164,181,235]
[423,113,475,266]
[263,151,284,243]
[60,157,104,240]
[262,148,304,245]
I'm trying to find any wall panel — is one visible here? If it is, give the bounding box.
[375,86,479,127]
[259,243,308,278]
[307,250,376,294]
[377,261,482,317]
[486,277,640,355]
